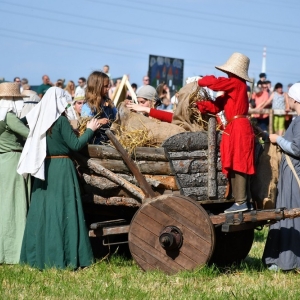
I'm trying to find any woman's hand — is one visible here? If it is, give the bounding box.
[126,103,150,114]
[86,118,101,131]
[97,118,109,125]
[269,134,279,144]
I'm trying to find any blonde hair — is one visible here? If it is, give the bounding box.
[85,71,113,113]
[64,80,75,95]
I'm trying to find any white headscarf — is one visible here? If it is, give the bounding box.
[0,98,24,120]
[17,87,71,180]
[288,83,300,103]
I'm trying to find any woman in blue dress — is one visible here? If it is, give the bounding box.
[81,71,117,144]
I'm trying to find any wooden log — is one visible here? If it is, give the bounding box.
[82,194,141,207]
[176,172,227,188]
[83,184,135,198]
[208,117,217,199]
[83,174,119,190]
[181,186,227,201]
[87,158,173,175]
[81,145,168,161]
[106,129,156,199]
[88,159,145,201]
[118,174,178,190]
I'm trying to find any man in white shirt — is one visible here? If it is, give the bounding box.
[75,77,86,97]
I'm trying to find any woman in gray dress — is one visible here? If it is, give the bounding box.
[262,82,300,271]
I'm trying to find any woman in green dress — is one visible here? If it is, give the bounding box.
[0,82,31,264]
[18,87,100,270]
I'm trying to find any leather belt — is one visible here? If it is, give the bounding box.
[227,115,248,126]
[46,155,70,159]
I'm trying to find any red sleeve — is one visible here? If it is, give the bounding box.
[198,75,235,92]
[196,101,222,114]
[149,108,173,123]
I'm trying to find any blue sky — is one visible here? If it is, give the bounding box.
[0,0,299,89]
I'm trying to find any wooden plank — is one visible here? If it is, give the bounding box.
[209,208,300,225]
[130,242,176,274]
[113,74,128,106]
[208,117,217,198]
[89,225,130,237]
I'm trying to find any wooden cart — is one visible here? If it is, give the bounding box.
[75,118,300,274]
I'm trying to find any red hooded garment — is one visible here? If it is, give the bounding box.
[197,75,255,177]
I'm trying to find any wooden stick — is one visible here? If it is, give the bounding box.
[88,159,145,202]
[210,208,300,225]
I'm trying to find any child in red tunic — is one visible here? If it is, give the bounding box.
[197,52,255,213]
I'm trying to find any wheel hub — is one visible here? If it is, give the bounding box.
[159,226,183,250]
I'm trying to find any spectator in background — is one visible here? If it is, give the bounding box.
[37,75,53,99]
[102,65,111,78]
[20,78,28,93]
[14,77,21,92]
[156,82,172,111]
[260,82,287,136]
[55,79,64,88]
[252,82,270,131]
[259,73,267,82]
[265,80,273,94]
[64,80,76,99]
[136,76,150,93]
[75,77,86,97]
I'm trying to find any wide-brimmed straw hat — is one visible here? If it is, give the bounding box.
[215,52,253,83]
[0,82,28,97]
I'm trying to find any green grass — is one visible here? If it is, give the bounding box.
[1,228,300,300]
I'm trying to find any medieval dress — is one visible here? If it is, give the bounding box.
[20,116,94,269]
[263,116,300,270]
[0,112,30,264]
[197,75,255,177]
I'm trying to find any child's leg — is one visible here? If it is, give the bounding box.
[225,171,252,213]
[230,171,248,204]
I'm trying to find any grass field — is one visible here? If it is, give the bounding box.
[1,228,300,300]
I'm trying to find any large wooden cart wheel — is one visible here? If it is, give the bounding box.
[128,195,215,274]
